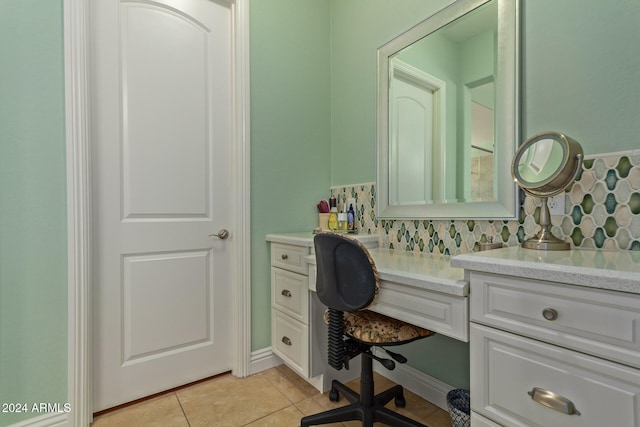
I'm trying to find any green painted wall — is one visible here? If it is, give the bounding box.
[0,1,68,425]
[522,0,640,150]
[249,0,332,350]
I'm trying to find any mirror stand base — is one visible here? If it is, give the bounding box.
[521,230,570,251]
[521,195,571,251]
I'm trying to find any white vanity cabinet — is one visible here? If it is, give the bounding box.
[266,233,379,389]
[270,242,311,376]
[452,247,640,427]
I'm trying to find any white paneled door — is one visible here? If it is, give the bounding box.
[92,0,233,411]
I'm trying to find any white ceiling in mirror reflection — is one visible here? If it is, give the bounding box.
[440,0,496,43]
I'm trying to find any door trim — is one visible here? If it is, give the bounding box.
[63,0,251,424]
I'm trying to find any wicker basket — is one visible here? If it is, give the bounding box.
[446,389,470,427]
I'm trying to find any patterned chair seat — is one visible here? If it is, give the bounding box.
[325,309,435,345]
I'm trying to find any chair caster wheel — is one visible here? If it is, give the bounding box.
[395,395,406,408]
[329,388,340,402]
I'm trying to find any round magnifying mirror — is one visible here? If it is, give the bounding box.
[512,132,583,250]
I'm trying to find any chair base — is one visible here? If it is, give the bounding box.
[300,352,428,427]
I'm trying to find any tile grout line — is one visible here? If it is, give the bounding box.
[174,391,192,427]
[239,399,301,427]
[243,370,316,426]
[260,369,301,406]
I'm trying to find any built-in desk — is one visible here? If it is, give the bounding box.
[308,248,469,341]
[267,232,640,424]
[266,232,469,393]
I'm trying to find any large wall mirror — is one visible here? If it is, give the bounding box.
[377,0,520,219]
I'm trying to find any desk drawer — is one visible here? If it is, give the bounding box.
[272,268,308,323]
[271,243,309,275]
[470,271,640,368]
[272,310,309,376]
[471,323,640,427]
[370,279,468,342]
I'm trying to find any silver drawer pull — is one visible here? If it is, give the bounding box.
[281,254,289,260]
[281,290,292,297]
[528,387,580,416]
[281,336,292,346]
[542,308,558,321]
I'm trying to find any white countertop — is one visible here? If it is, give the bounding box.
[267,232,470,340]
[307,248,468,297]
[451,246,640,294]
[368,248,468,297]
[265,231,379,247]
[266,232,468,297]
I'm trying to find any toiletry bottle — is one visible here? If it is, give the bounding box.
[328,197,338,230]
[347,204,355,231]
[338,213,347,230]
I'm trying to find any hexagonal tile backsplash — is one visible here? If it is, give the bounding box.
[331,150,640,255]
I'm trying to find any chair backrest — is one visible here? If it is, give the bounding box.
[314,233,378,312]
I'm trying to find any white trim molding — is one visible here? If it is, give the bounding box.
[249,347,283,376]
[230,0,252,379]
[8,413,68,427]
[64,0,251,424]
[373,349,455,411]
[64,0,92,425]
[249,346,455,411]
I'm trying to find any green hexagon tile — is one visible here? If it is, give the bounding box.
[331,151,640,254]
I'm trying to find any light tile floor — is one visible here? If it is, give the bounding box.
[92,364,453,427]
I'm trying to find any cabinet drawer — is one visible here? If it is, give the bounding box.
[271,268,308,323]
[370,278,468,342]
[471,323,640,427]
[271,243,309,275]
[470,271,640,368]
[272,310,309,376]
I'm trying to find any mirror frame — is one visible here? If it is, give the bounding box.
[376,0,520,219]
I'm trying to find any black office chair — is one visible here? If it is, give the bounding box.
[301,233,435,427]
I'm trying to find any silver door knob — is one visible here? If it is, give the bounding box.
[209,229,229,240]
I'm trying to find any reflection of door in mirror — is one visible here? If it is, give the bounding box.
[389,59,445,205]
[468,81,495,201]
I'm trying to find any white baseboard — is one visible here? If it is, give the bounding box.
[249,347,282,375]
[8,413,68,427]
[373,350,456,411]
[248,347,455,411]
